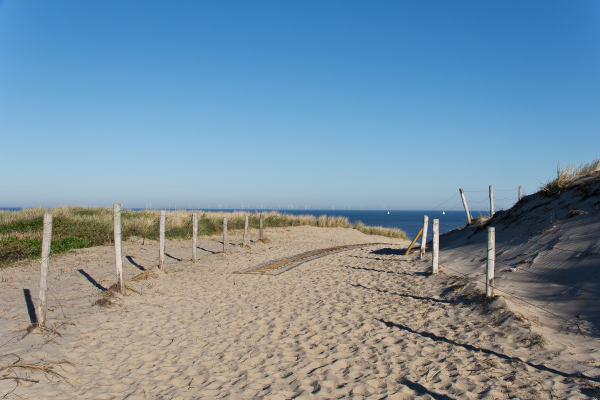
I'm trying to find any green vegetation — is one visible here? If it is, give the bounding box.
[0,207,408,266]
[541,157,600,196]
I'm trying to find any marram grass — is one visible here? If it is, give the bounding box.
[540,157,600,196]
[0,207,408,266]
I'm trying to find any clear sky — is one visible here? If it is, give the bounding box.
[1,0,599,211]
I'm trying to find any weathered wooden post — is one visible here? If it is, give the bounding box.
[159,210,166,269]
[113,204,124,294]
[259,214,264,240]
[38,213,52,327]
[223,217,228,252]
[192,212,198,262]
[243,215,249,246]
[432,219,439,274]
[489,185,494,218]
[420,215,429,261]
[405,228,423,255]
[487,226,495,297]
[459,188,472,225]
[518,186,523,201]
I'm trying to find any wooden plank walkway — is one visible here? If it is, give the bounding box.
[234,243,386,275]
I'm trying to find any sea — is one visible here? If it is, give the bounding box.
[1,207,474,242]
[214,209,472,242]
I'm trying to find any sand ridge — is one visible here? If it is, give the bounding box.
[1,225,598,399]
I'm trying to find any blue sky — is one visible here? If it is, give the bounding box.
[1,0,599,210]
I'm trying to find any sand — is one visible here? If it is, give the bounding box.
[1,223,599,399]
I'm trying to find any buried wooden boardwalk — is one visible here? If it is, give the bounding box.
[235,243,386,275]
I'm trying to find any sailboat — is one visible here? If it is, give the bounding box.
[443,211,445,215]
[387,211,390,214]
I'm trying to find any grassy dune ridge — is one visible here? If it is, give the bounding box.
[0,207,408,266]
[540,157,600,195]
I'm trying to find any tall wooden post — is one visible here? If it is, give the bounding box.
[487,227,495,297]
[192,212,198,262]
[259,214,264,240]
[420,215,429,261]
[459,189,471,225]
[223,217,228,252]
[159,210,166,269]
[113,204,124,294]
[38,213,52,327]
[489,185,494,218]
[243,216,248,246]
[432,219,439,274]
[518,186,523,201]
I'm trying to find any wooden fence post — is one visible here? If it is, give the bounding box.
[223,217,228,252]
[405,228,423,255]
[487,226,495,297]
[518,186,523,201]
[459,188,472,225]
[420,215,429,261]
[489,185,494,218]
[38,213,52,327]
[259,214,264,240]
[159,210,166,269]
[243,216,248,246]
[432,219,439,274]
[192,212,198,262]
[113,204,124,294]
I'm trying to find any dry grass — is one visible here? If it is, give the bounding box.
[469,214,491,226]
[541,158,600,196]
[0,208,408,266]
[91,289,122,308]
[351,221,408,239]
[92,268,160,308]
[130,270,160,282]
[517,333,548,349]
[0,360,73,385]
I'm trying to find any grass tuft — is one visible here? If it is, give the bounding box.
[540,157,600,196]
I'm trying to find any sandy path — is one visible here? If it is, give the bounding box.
[0,226,596,399]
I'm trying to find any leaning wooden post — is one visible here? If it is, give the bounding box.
[159,210,166,269]
[243,215,248,246]
[405,228,423,255]
[259,213,264,240]
[192,212,198,262]
[223,217,228,252]
[38,213,52,327]
[432,219,439,274]
[489,185,494,218]
[518,186,523,201]
[420,215,429,260]
[486,226,495,297]
[459,188,472,225]
[113,204,124,294]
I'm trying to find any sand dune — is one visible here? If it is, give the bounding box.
[1,220,599,398]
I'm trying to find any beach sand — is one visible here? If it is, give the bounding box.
[1,225,599,399]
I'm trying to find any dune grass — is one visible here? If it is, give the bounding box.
[0,207,407,266]
[540,157,600,196]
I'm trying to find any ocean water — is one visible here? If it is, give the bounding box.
[218,209,472,242]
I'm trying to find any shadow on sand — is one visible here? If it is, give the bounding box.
[78,269,107,291]
[23,289,37,324]
[351,283,452,304]
[378,319,597,383]
[126,255,146,271]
